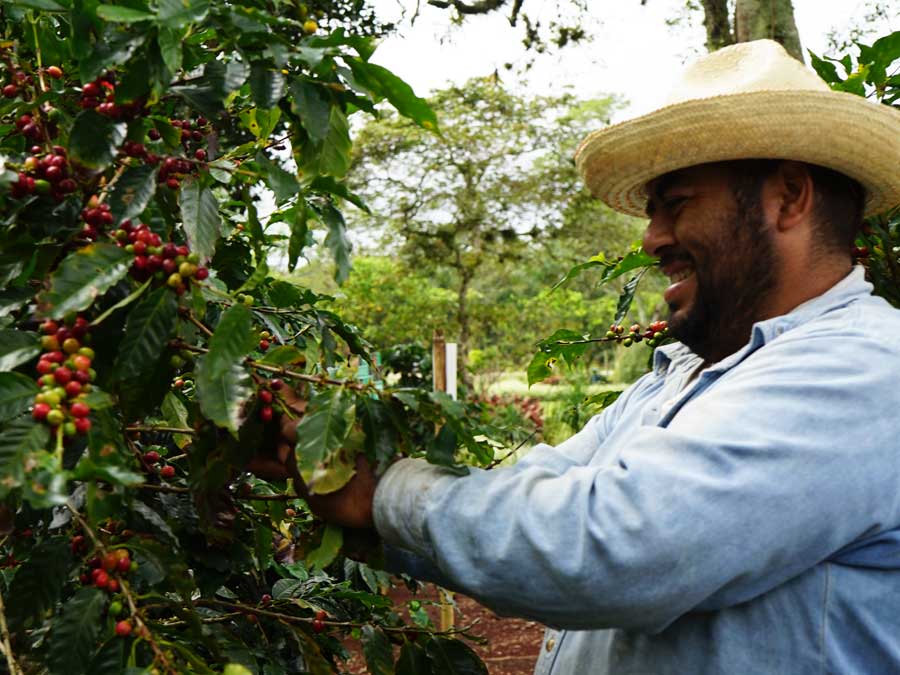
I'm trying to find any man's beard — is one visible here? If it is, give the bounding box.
[668,197,779,364]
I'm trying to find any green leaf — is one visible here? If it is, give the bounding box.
[319,203,352,284]
[396,641,431,675]
[7,537,69,629]
[424,637,488,675]
[107,164,156,224]
[808,49,841,84]
[0,287,32,318]
[553,248,656,291]
[0,415,49,494]
[345,57,438,131]
[0,330,39,372]
[11,0,63,9]
[287,204,311,271]
[258,345,305,366]
[361,625,394,675]
[223,666,254,675]
[91,278,151,326]
[161,391,192,448]
[81,386,115,411]
[613,270,647,325]
[584,390,623,413]
[157,26,184,73]
[0,372,38,423]
[305,523,343,571]
[37,244,133,319]
[310,176,370,212]
[295,389,354,482]
[290,79,330,144]
[236,260,269,295]
[196,304,256,433]
[250,62,286,108]
[528,328,591,386]
[255,151,298,203]
[157,0,209,28]
[69,110,127,171]
[321,106,352,177]
[181,180,222,263]
[112,287,179,381]
[89,639,125,675]
[47,588,107,675]
[96,5,154,22]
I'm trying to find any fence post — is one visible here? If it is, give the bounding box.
[432,330,455,631]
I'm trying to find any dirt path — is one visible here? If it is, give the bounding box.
[341,583,546,674]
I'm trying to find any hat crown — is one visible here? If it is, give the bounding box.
[664,39,829,106]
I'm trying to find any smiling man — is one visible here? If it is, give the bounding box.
[293,40,900,673]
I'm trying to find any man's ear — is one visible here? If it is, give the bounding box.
[768,161,816,232]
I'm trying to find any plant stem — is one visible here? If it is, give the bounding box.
[0,584,22,675]
[127,425,197,435]
[170,341,367,390]
[196,599,481,636]
[487,430,537,469]
[66,503,179,675]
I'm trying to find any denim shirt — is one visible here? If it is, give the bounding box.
[374,267,900,674]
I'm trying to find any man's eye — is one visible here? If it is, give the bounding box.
[664,196,688,211]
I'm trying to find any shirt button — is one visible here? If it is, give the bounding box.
[545,638,556,652]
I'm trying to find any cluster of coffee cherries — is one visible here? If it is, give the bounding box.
[257,378,284,423]
[258,329,274,352]
[10,140,78,200]
[80,197,114,240]
[851,245,870,260]
[148,116,210,190]
[605,320,669,348]
[142,448,177,480]
[31,317,95,436]
[79,73,140,120]
[113,221,209,292]
[1,66,38,99]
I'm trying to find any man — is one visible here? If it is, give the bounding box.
[295,40,900,673]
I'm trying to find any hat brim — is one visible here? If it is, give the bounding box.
[575,90,900,218]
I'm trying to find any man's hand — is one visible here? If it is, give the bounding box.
[278,395,379,530]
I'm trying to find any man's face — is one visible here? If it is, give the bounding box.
[642,163,779,363]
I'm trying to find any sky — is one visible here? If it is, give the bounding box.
[366,0,898,121]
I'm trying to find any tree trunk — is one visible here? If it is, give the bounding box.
[699,0,734,52]
[456,269,473,392]
[733,0,803,61]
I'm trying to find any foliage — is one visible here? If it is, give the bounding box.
[347,79,622,384]
[0,3,513,673]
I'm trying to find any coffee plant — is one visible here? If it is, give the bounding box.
[0,2,516,673]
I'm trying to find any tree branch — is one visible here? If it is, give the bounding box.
[427,0,509,15]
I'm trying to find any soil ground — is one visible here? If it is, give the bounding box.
[341,582,546,674]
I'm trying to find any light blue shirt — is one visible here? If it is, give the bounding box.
[374,267,900,674]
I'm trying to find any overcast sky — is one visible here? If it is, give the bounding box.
[367,0,898,121]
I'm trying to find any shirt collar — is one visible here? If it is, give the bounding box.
[651,266,872,376]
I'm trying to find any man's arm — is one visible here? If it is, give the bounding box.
[371,330,900,631]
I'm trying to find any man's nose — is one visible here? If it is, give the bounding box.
[642,214,675,258]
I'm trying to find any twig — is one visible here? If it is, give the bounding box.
[184,311,214,338]
[0,580,22,675]
[126,425,197,435]
[66,503,179,675]
[487,430,537,469]
[137,483,189,494]
[196,599,481,636]
[170,341,367,390]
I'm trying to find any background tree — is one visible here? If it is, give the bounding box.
[347,78,624,387]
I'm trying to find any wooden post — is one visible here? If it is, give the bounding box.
[431,330,455,631]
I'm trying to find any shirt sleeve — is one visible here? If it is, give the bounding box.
[373,329,900,632]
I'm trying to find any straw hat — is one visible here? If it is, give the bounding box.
[575,39,900,218]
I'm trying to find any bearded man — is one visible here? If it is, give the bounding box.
[288,40,900,673]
